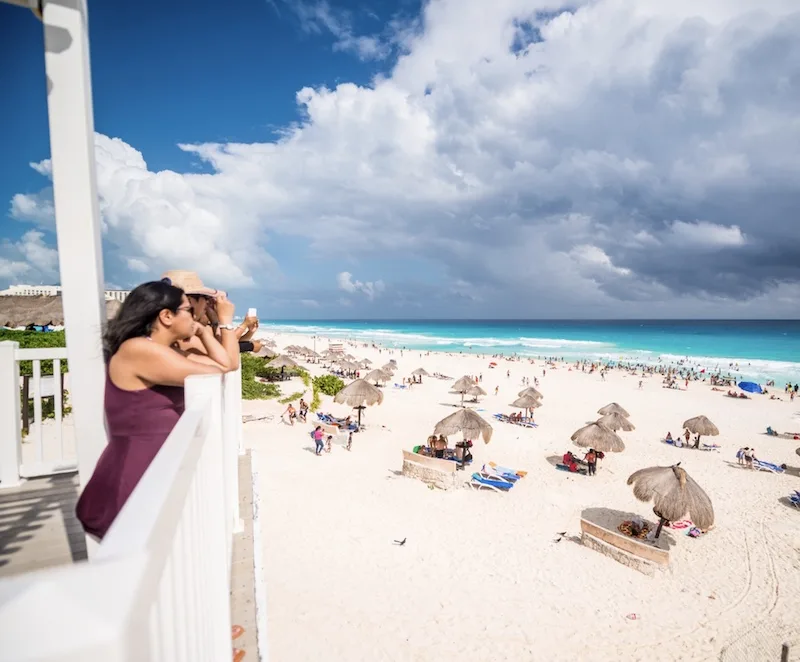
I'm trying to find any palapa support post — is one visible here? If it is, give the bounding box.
[781,643,790,662]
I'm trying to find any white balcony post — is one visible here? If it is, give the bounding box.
[0,342,22,488]
[222,369,243,540]
[42,0,108,490]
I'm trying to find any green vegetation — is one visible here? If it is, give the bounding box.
[278,391,305,405]
[310,385,322,412]
[297,367,311,388]
[0,329,68,376]
[240,353,282,400]
[312,374,345,396]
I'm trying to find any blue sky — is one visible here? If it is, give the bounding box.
[2,0,799,319]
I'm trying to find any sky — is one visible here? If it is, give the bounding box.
[1,0,799,319]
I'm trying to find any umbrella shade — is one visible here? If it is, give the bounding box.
[268,355,299,369]
[511,394,541,409]
[333,379,384,408]
[571,423,625,453]
[434,408,493,444]
[627,464,714,531]
[596,412,635,432]
[452,375,475,392]
[466,385,487,397]
[0,296,120,327]
[364,369,391,384]
[597,403,630,417]
[412,368,430,377]
[738,381,762,394]
[518,387,543,400]
[682,416,719,437]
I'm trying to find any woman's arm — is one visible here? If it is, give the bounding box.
[214,295,240,370]
[123,338,224,387]
[193,325,236,370]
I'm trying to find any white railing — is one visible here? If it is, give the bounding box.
[0,371,242,661]
[0,341,76,487]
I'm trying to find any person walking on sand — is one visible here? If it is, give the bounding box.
[585,448,597,476]
[346,431,353,451]
[325,435,333,453]
[313,426,324,455]
[282,403,297,426]
[494,385,499,396]
[684,428,691,445]
[736,447,746,465]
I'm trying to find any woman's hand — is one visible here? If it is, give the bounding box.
[215,294,235,325]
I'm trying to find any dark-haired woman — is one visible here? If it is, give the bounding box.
[76,280,236,540]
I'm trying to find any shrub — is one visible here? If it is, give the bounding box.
[278,391,305,405]
[312,374,345,396]
[241,354,281,400]
[310,385,322,412]
[0,329,68,376]
[297,367,311,388]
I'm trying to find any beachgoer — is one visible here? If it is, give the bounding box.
[346,431,353,451]
[585,449,597,476]
[298,399,308,422]
[736,447,745,465]
[283,403,296,426]
[313,426,324,455]
[684,428,691,445]
[494,385,499,395]
[325,435,333,453]
[665,431,673,442]
[75,281,234,540]
[743,447,756,469]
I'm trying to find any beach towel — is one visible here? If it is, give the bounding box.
[556,463,587,475]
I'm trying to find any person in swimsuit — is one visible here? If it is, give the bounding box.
[76,280,236,540]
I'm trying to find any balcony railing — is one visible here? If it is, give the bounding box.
[0,369,243,660]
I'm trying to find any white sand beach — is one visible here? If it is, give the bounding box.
[244,332,800,662]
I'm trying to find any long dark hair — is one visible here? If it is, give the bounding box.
[104,281,185,360]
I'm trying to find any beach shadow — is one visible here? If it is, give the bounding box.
[580,506,677,551]
[778,497,799,511]
[302,446,319,455]
[387,469,403,477]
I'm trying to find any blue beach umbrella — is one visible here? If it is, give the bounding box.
[738,381,762,394]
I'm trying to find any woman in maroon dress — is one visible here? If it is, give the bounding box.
[76,280,236,540]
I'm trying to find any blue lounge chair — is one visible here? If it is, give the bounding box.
[469,471,514,492]
[754,460,785,474]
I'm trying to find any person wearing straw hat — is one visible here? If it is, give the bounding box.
[160,270,240,369]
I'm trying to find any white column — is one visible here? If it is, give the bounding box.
[42,0,108,489]
[0,342,22,488]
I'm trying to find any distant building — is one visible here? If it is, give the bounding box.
[0,284,131,302]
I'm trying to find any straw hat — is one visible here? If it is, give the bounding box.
[160,270,221,297]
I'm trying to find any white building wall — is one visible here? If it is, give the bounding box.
[0,284,130,302]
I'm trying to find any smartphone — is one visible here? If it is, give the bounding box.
[248,307,257,317]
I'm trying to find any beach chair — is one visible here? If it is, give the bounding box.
[753,460,785,474]
[469,471,514,492]
[481,464,521,482]
[790,493,800,509]
[487,461,527,478]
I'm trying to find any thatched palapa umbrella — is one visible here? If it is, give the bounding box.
[381,363,396,374]
[571,423,625,453]
[597,412,635,432]
[466,384,486,402]
[333,378,384,426]
[518,386,543,400]
[411,368,430,383]
[451,375,475,405]
[364,368,391,385]
[627,463,714,538]
[510,394,542,418]
[682,416,719,447]
[0,296,120,328]
[268,354,299,379]
[598,403,630,418]
[434,408,493,444]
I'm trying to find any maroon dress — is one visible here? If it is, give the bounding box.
[76,374,185,539]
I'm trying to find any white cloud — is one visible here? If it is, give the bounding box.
[0,230,59,282]
[300,298,320,308]
[336,272,385,300]
[7,0,800,315]
[667,220,747,248]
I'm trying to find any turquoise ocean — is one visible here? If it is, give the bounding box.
[262,320,800,386]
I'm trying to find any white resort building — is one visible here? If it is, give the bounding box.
[0,284,131,302]
[0,2,262,660]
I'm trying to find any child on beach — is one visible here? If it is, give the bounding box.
[325,435,333,453]
[347,431,353,451]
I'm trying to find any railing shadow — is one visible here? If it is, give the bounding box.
[0,473,87,571]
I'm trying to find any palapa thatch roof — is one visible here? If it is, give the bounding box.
[268,355,299,369]
[518,386,543,400]
[596,412,635,432]
[451,375,474,392]
[411,368,430,377]
[597,402,630,418]
[338,360,359,371]
[380,363,396,374]
[364,368,391,384]
[361,358,373,365]
[510,394,542,409]
[571,422,625,453]
[0,296,121,328]
[627,464,714,530]
[466,384,487,397]
[434,408,493,444]
[333,379,384,408]
[682,415,719,437]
